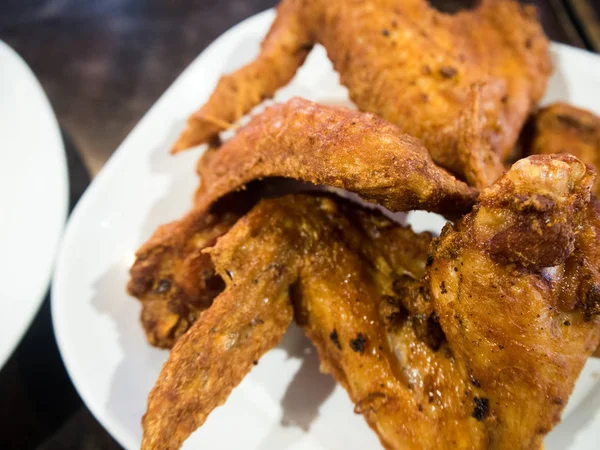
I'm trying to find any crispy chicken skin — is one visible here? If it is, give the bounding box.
[142,193,433,450]
[526,103,600,196]
[302,155,600,450]
[142,155,600,450]
[425,154,600,448]
[130,98,476,348]
[127,178,319,348]
[196,98,477,215]
[127,208,240,348]
[173,0,551,187]
[524,103,600,355]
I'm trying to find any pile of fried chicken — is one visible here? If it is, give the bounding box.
[126,1,600,449]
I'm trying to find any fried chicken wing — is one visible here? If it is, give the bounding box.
[143,155,600,450]
[130,94,476,348]
[426,154,600,448]
[196,98,478,215]
[174,0,551,187]
[301,155,600,450]
[130,98,476,348]
[141,209,298,449]
[525,103,600,196]
[142,193,432,450]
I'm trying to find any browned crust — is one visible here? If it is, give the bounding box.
[195,98,478,216]
[127,207,240,347]
[141,193,432,449]
[142,271,294,450]
[133,95,478,348]
[170,0,312,153]
[142,156,600,449]
[429,154,600,449]
[172,0,551,186]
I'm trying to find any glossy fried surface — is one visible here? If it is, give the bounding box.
[196,98,477,216]
[130,97,477,347]
[524,103,600,355]
[299,155,600,450]
[174,0,551,187]
[142,155,600,450]
[142,219,296,450]
[526,103,600,196]
[142,193,432,450]
[427,154,600,449]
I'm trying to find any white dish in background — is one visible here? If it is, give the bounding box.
[52,10,600,450]
[0,41,68,369]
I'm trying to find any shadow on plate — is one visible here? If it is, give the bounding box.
[90,261,159,445]
[254,326,337,450]
[278,327,337,431]
[138,118,199,243]
[91,255,337,447]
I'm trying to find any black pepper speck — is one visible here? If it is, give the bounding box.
[440,66,457,78]
[330,329,341,350]
[350,333,367,354]
[472,397,489,421]
[470,375,481,388]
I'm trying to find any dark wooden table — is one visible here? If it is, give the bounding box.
[0,1,598,449]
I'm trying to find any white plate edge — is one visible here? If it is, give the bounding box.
[0,39,69,368]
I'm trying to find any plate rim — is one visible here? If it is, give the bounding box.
[0,39,69,369]
[50,8,600,449]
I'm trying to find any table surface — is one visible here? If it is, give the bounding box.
[0,1,598,449]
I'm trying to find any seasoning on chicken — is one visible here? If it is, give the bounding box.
[142,154,600,450]
[173,0,551,187]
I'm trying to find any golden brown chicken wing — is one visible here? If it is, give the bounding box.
[301,154,600,449]
[173,0,551,187]
[129,98,477,348]
[142,154,600,450]
[525,102,600,196]
[425,154,600,448]
[128,178,318,348]
[142,193,433,450]
[195,97,478,216]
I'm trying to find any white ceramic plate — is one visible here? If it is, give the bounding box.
[0,41,68,369]
[52,10,600,450]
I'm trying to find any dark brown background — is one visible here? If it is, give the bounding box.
[0,1,598,449]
